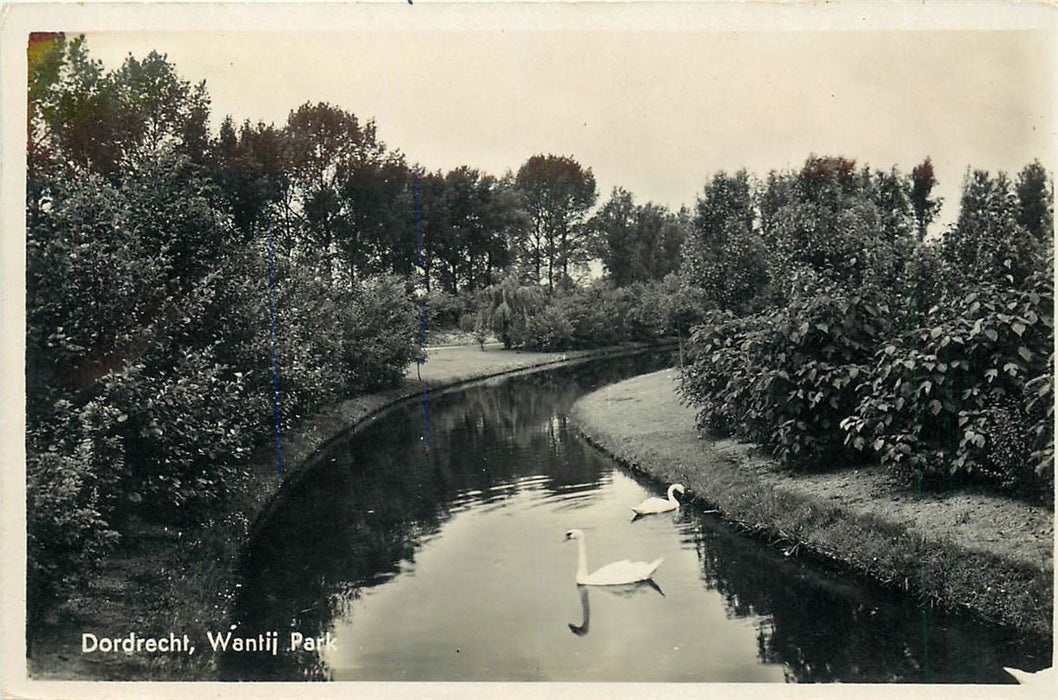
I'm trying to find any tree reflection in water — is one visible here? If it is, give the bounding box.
[674,507,1049,683]
[218,351,1048,683]
[219,353,670,680]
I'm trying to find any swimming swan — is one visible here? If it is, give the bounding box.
[563,529,662,585]
[632,483,686,516]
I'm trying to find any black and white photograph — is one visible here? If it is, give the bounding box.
[3,1,1056,695]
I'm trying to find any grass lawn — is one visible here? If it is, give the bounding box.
[28,343,659,680]
[571,368,1054,637]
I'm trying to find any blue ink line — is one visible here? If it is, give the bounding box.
[415,175,429,446]
[268,217,284,476]
[422,381,431,445]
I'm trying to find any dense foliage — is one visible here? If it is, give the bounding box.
[475,274,712,352]
[590,187,688,287]
[679,155,1054,503]
[26,36,426,612]
[683,290,892,468]
[26,35,695,614]
[26,32,1055,626]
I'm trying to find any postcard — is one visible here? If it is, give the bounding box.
[3,2,1055,698]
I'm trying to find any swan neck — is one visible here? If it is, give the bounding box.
[668,485,678,503]
[576,537,588,581]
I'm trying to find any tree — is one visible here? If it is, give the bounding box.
[476,275,546,348]
[514,154,597,291]
[682,170,766,313]
[210,117,289,242]
[1016,160,1053,245]
[591,187,636,284]
[281,102,406,279]
[867,166,915,241]
[910,157,942,241]
[945,168,1043,287]
[591,188,685,286]
[29,34,213,184]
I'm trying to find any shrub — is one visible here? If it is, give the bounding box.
[424,289,463,329]
[677,309,751,435]
[476,276,546,348]
[841,277,1053,497]
[654,273,714,338]
[341,274,425,392]
[680,289,891,469]
[524,304,575,350]
[513,276,712,352]
[559,283,637,348]
[27,398,123,615]
[106,347,257,523]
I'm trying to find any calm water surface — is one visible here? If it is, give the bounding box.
[223,354,1049,682]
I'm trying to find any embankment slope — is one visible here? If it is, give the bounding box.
[571,368,1054,637]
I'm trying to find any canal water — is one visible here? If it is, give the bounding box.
[222,352,1049,682]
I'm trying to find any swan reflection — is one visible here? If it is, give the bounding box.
[568,580,665,637]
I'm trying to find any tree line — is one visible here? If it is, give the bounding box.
[24,33,1054,625]
[24,34,687,614]
[678,155,1053,502]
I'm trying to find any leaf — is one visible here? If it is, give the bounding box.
[984,328,998,342]
[984,368,998,382]
[1018,346,1033,361]
[1011,322,1026,337]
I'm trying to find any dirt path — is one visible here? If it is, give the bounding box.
[571,368,1054,636]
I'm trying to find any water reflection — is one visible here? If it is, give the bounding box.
[672,505,1046,684]
[220,354,669,680]
[221,353,1049,682]
[568,581,666,637]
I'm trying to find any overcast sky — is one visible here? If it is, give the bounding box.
[81,24,1054,230]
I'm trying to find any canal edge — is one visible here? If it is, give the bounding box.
[247,341,678,540]
[567,370,1054,640]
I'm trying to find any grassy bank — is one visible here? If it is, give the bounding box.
[570,369,1054,637]
[28,342,664,680]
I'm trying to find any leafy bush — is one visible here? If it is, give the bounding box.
[106,347,256,523]
[341,274,425,392]
[424,289,463,329]
[557,283,635,348]
[680,289,891,469]
[653,273,714,338]
[524,304,575,350]
[27,398,123,615]
[494,276,713,352]
[841,277,1054,497]
[676,309,752,435]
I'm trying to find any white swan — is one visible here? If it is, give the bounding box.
[1003,665,1055,686]
[563,529,662,585]
[632,483,686,516]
